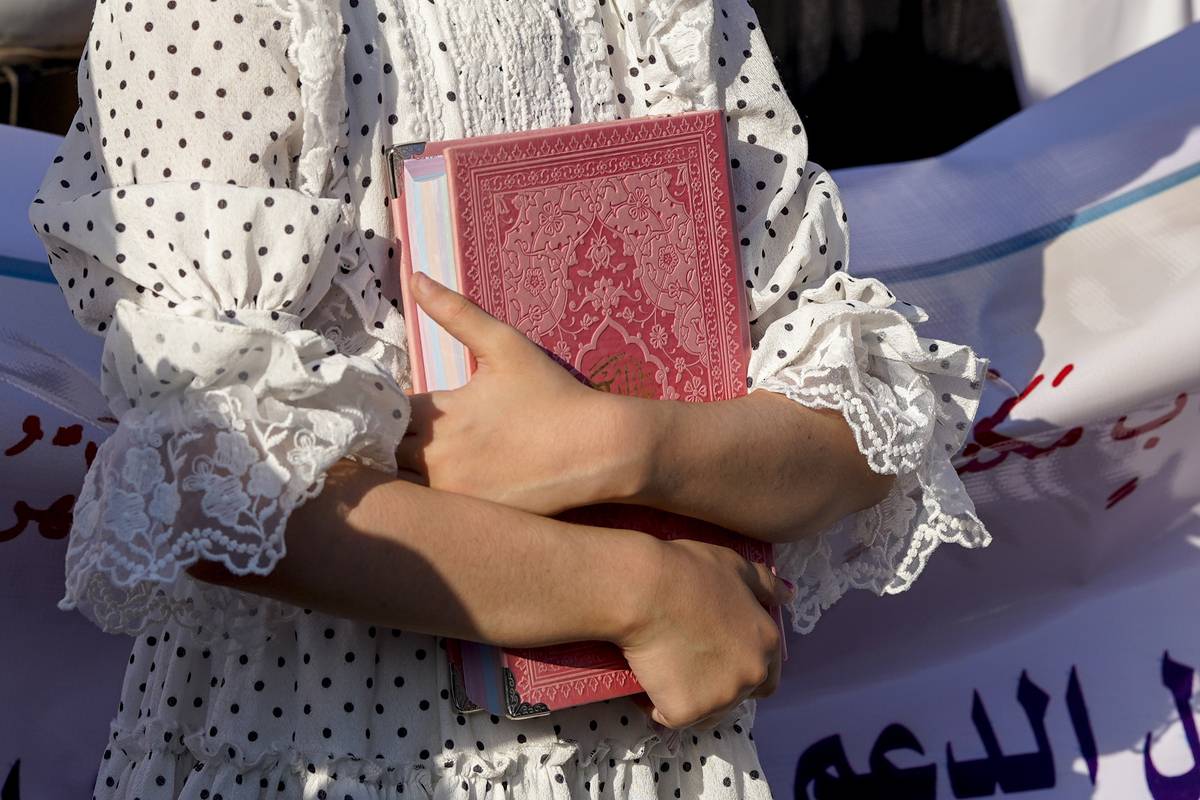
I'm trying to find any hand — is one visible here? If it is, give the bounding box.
[617,537,795,731]
[395,271,641,516]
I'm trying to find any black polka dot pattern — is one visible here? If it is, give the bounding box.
[26,1,989,798]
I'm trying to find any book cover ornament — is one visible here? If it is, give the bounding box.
[387,110,786,719]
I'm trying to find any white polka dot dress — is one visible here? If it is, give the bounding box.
[26,1,991,798]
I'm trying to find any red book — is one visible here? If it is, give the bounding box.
[386,109,786,720]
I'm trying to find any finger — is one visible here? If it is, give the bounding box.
[629,692,655,718]
[649,706,680,730]
[750,640,782,700]
[744,560,796,608]
[408,271,524,364]
[690,695,749,732]
[634,697,681,730]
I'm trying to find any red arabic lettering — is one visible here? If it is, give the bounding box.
[1102,392,1188,510]
[1051,363,1073,387]
[0,495,74,542]
[1111,392,1187,450]
[1106,478,1138,509]
[51,423,84,447]
[3,415,43,457]
[957,367,1084,474]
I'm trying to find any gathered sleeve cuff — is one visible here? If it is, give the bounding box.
[57,299,409,644]
[750,275,991,634]
[604,0,993,634]
[706,0,992,635]
[25,0,411,645]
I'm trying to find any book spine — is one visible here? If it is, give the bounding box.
[392,147,490,712]
[390,155,430,395]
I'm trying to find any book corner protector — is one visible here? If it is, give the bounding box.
[503,667,552,721]
[385,141,428,198]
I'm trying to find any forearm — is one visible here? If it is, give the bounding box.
[188,459,658,648]
[605,390,895,544]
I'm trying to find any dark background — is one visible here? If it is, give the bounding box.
[754,0,1021,168]
[3,0,1021,169]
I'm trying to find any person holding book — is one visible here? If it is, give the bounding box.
[27,1,990,798]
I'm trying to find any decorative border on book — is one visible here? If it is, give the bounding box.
[451,111,748,402]
[503,668,553,719]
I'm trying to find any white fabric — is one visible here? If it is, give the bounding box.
[24,1,988,798]
[999,0,1200,106]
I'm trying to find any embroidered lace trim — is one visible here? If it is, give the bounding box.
[758,347,991,634]
[730,229,993,634]
[58,301,410,647]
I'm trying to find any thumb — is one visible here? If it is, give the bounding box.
[747,561,797,608]
[408,271,521,364]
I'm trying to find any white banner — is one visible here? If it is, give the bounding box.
[752,22,1200,800]
[2,23,1199,800]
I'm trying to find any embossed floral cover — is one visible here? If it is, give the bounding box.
[389,109,785,719]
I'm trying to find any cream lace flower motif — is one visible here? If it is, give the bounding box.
[316,324,353,355]
[649,323,668,349]
[287,429,328,483]
[553,340,572,362]
[102,488,150,543]
[121,446,165,494]
[200,474,252,527]
[247,461,286,500]
[213,430,258,478]
[148,482,181,525]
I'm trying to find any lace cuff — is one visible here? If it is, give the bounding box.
[59,299,410,646]
[751,272,992,635]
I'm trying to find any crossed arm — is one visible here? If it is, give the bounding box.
[394,270,896,545]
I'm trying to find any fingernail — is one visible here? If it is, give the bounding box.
[410,272,431,293]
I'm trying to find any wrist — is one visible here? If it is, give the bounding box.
[590,526,668,646]
[590,392,673,507]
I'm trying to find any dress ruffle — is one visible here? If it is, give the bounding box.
[58,299,410,646]
[96,702,765,800]
[750,271,991,634]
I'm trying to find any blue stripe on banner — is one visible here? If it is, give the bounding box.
[2,160,1198,287]
[876,160,1200,283]
[0,253,57,284]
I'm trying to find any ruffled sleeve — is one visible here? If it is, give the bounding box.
[603,0,992,634]
[26,1,410,645]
